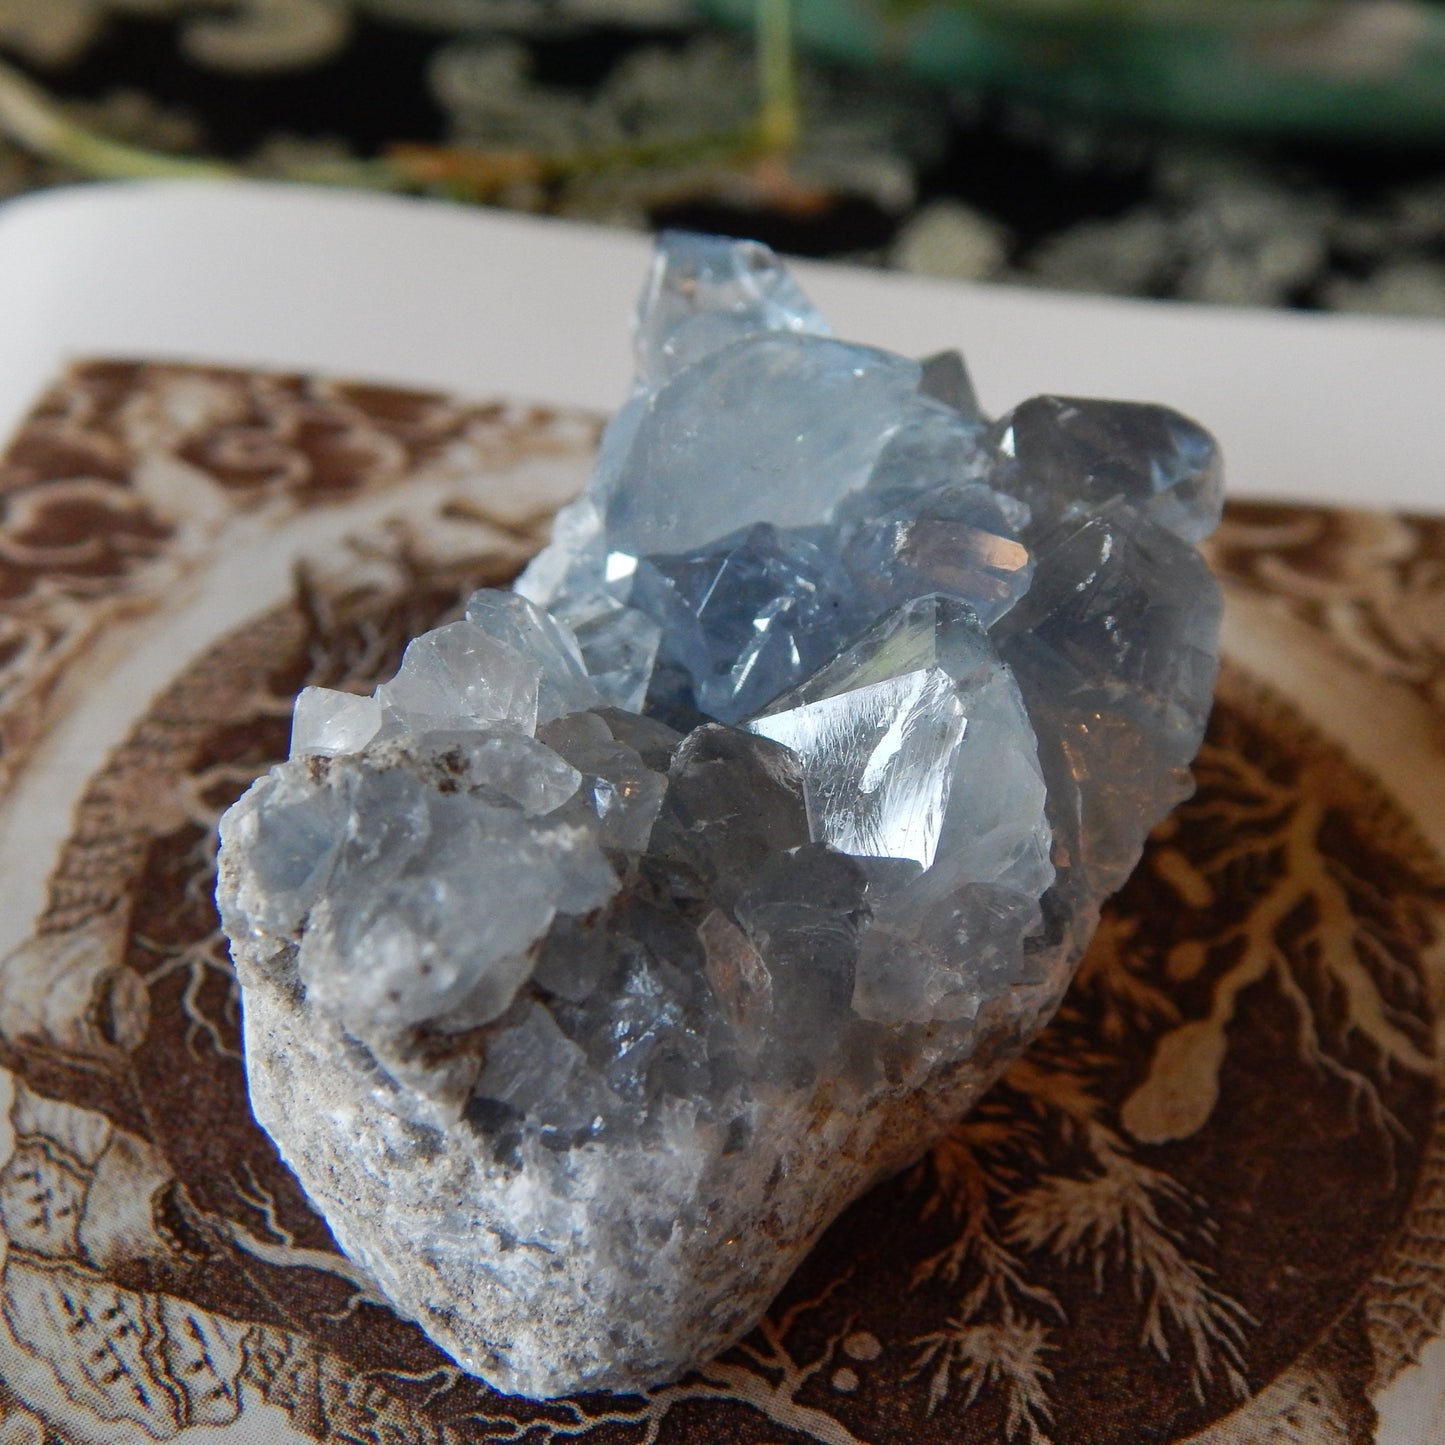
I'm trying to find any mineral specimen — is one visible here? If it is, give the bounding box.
[216,231,1224,1399]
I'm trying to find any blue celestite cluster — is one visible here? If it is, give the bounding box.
[216,233,1224,1399]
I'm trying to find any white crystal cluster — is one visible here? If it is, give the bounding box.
[217,233,1224,1399]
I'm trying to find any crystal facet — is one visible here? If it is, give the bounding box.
[634,229,831,389]
[631,521,862,725]
[290,685,382,757]
[375,620,541,734]
[462,589,600,720]
[570,605,661,713]
[989,394,1224,544]
[602,333,922,558]
[218,232,1224,1401]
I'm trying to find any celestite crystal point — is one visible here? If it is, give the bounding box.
[633,229,831,388]
[216,231,1224,1400]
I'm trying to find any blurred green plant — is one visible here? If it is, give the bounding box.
[703,0,1445,139]
[0,0,813,198]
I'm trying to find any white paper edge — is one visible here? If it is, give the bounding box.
[0,179,1440,510]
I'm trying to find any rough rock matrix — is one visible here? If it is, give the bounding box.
[216,233,1224,1399]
